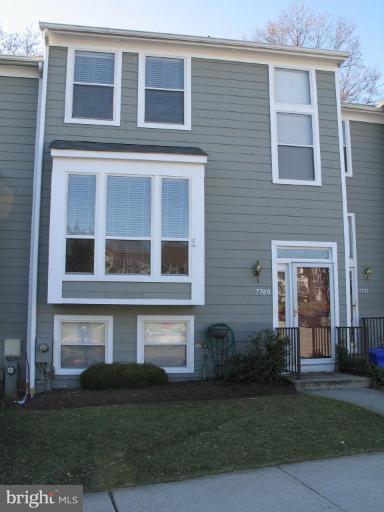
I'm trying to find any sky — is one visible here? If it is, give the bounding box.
[1,0,383,74]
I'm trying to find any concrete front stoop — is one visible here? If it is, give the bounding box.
[287,372,370,392]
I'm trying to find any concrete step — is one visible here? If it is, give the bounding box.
[287,372,370,392]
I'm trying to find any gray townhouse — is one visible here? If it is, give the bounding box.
[0,22,383,394]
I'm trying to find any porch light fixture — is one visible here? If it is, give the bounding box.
[364,266,372,280]
[253,260,262,283]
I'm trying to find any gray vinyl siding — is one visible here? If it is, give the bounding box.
[0,75,38,370]
[347,121,384,318]
[62,281,191,300]
[36,47,346,387]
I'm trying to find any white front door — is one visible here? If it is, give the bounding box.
[276,259,336,371]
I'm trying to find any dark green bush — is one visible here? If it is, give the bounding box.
[337,346,369,376]
[369,365,384,388]
[223,329,288,383]
[80,363,168,390]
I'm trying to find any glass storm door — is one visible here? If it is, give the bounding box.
[293,264,332,359]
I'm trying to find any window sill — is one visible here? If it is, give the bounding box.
[137,120,191,131]
[64,116,120,126]
[162,367,195,374]
[273,178,322,186]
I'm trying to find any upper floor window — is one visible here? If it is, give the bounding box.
[270,67,321,186]
[342,120,353,176]
[138,54,191,130]
[65,49,122,125]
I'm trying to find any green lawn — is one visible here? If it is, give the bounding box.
[2,394,384,492]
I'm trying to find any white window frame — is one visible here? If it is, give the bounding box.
[269,65,322,186]
[64,47,122,126]
[48,149,206,305]
[137,52,192,130]
[137,315,194,373]
[53,315,113,375]
[342,119,353,176]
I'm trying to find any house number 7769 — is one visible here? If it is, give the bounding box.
[255,288,271,295]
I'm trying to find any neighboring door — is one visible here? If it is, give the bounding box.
[349,267,359,326]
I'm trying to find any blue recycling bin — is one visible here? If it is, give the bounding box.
[368,348,384,368]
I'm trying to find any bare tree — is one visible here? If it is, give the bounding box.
[252,1,382,104]
[0,25,42,57]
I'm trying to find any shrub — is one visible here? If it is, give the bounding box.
[80,363,168,390]
[337,346,369,376]
[369,365,384,388]
[223,329,288,383]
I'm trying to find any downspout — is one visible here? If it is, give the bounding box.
[26,32,49,396]
[335,68,351,328]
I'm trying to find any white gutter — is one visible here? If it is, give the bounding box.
[335,71,351,327]
[26,36,49,395]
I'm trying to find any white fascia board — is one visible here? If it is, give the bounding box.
[50,148,207,164]
[0,64,40,79]
[46,32,341,71]
[342,106,384,124]
[41,22,348,63]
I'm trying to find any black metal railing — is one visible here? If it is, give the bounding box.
[276,327,301,378]
[362,317,384,349]
[312,327,332,358]
[337,318,384,372]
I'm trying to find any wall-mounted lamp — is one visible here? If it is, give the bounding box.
[253,260,262,283]
[364,266,373,280]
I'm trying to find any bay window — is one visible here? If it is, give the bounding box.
[48,147,205,305]
[270,66,321,185]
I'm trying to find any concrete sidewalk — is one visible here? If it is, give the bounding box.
[84,452,384,512]
[307,387,384,415]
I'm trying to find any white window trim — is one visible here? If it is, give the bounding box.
[347,213,357,265]
[269,65,322,186]
[342,119,353,176]
[64,47,122,126]
[137,52,191,131]
[53,315,113,375]
[137,315,194,373]
[48,150,205,305]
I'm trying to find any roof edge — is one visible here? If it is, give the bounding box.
[40,21,348,64]
[0,54,42,67]
[342,103,384,114]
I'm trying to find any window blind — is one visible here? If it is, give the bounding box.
[67,175,96,235]
[145,56,185,124]
[162,178,189,238]
[106,176,151,238]
[74,51,114,85]
[145,57,184,89]
[72,51,114,120]
[275,68,311,105]
[277,113,313,146]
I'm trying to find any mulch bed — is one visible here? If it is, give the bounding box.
[19,380,295,410]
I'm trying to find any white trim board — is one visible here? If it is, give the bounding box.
[0,64,40,79]
[46,32,342,72]
[137,315,195,374]
[342,109,384,125]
